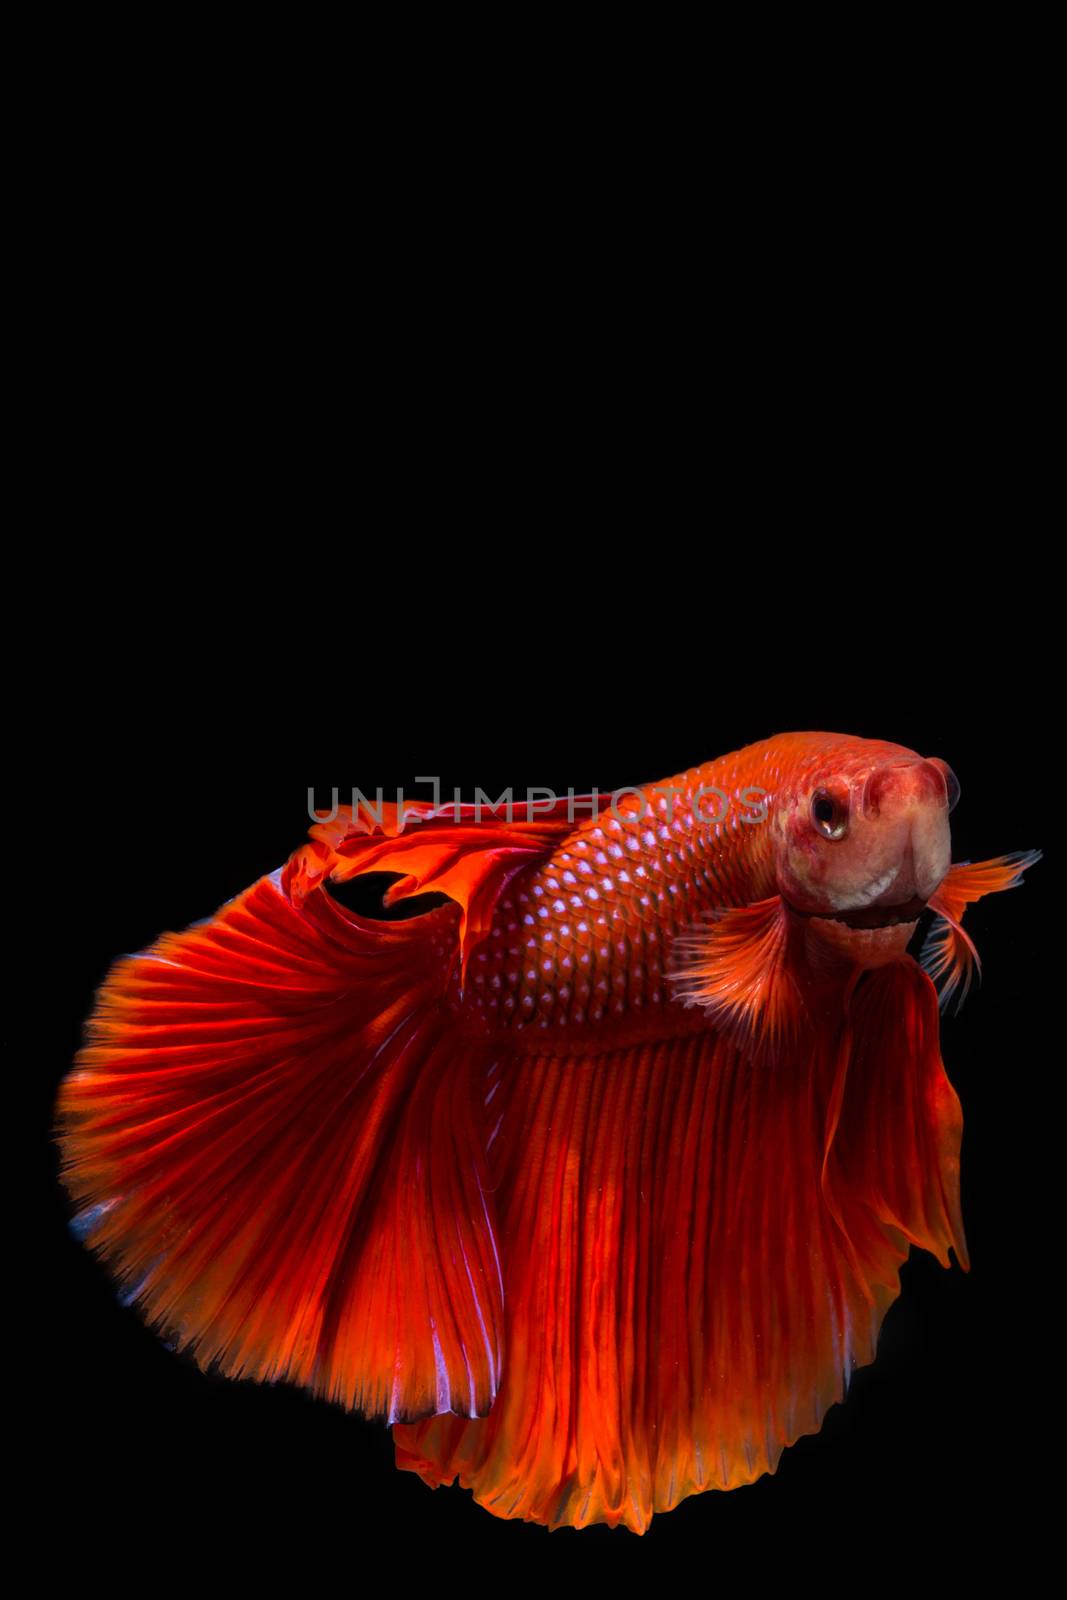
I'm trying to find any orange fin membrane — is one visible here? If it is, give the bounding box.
[824,960,968,1274]
[394,961,965,1532]
[667,895,806,1063]
[290,795,603,982]
[59,801,579,1420]
[921,850,1041,1012]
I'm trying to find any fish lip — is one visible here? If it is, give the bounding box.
[786,894,928,931]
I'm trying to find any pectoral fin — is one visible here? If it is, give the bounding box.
[667,895,808,1063]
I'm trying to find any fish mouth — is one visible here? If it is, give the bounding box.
[790,894,928,930]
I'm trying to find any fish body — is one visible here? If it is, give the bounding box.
[453,732,935,1043]
[58,732,1038,1531]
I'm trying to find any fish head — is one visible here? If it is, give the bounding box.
[773,747,958,967]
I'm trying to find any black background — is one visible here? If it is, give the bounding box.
[35,608,1049,1577]
[25,68,1056,1566]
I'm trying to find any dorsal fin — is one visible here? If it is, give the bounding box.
[285,796,607,981]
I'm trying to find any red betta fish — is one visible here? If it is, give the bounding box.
[58,733,1039,1532]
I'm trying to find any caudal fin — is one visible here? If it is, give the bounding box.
[58,798,584,1420]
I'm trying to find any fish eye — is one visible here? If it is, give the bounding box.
[929,757,960,813]
[810,787,849,840]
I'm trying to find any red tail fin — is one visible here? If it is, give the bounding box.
[58,800,584,1420]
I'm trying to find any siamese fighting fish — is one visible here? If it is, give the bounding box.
[59,732,1038,1531]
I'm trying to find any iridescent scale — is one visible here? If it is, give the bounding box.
[460,752,787,1042]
